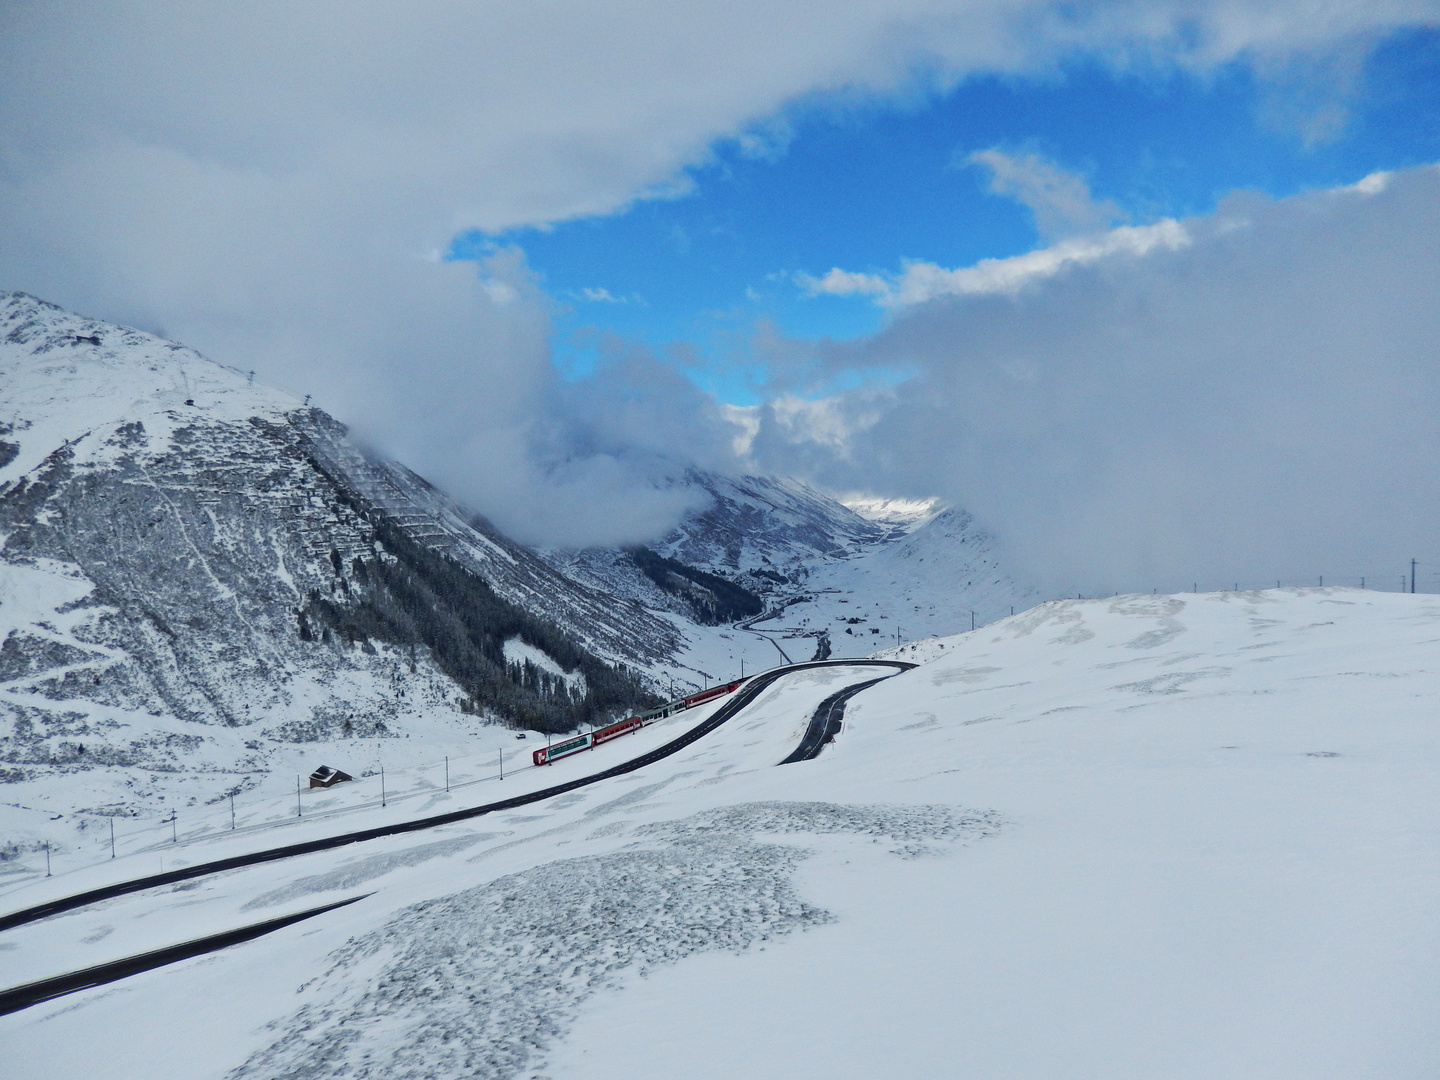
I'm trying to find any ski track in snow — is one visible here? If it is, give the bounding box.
[229,802,999,1080]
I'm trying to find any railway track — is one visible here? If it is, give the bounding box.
[0,659,914,935]
[0,659,914,1016]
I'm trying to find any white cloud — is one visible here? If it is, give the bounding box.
[805,219,1191,307]
[760,389,895,461]
[1350,170,1393,195]
[719,403,763,458]
[749,165,1440,594]
[965,147,1124,239]
[581,287,625,303]
[890,219,1192,303]
[3,1,1439,545]
[797,267,893,298]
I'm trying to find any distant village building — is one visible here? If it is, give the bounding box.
[309,765,354,789]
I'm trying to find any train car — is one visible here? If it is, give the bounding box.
[637,703,677,725]
[591,715,642,746]
[532,677,751,766]
[532,732,591,766]
[681,679,746,709]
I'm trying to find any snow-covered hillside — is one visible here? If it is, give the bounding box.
[0,293,668,854]
[779,504,1031,655]
[545,472,1036,675]
[2,587,1434,1079]
[541,471,901,620]
[0,291,1023,863]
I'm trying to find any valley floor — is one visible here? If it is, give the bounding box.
[2,588,1437,1079]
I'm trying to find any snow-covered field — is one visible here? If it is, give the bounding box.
[2,588,1437,1078]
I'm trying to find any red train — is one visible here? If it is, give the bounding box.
[532,679,747,766]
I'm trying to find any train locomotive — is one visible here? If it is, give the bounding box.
[531,679,747,766]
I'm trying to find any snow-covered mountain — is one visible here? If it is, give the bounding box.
[0,293,671,843]
[542,471,898,617]
[545,470,1037,669]
[0,290,1035,860]
[3,588,1434,1079]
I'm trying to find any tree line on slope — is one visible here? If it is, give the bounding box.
[300,518,657,734]
[627,546,763,625]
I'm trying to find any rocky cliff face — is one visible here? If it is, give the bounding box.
[0,293,666,830]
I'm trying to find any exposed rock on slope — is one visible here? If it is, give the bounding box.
[0,293,662,826]
[543,472,899,622]
[545,471,1035,658]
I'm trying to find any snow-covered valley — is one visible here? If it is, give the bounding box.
[0,292,1039,865]
[3,587,1436,1078]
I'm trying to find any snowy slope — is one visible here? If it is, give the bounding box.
[655,471,902,568]
[781,505,1034,656]
[0,293,667,856]
[545,474,1036,679]
[2,587,1435,1079]
[540,470,898,622]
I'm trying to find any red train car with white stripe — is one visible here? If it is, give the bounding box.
[532,679,747,766]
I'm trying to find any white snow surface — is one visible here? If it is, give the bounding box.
[837,491,942,527]
[0,292,683,858]
[0,293,303,487]
[1,587,1437,1078]
[554,495,1037,692]
[502,636,587,694]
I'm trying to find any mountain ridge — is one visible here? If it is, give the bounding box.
[0,292,664,841]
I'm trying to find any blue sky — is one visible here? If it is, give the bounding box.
[8,3,1440,573]
[456,27,1440,404]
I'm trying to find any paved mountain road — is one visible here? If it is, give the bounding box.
[0,659,915,1016]
[779,675,895,764]
[0,659,914,935]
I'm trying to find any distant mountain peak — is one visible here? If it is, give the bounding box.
[836,493,944,530]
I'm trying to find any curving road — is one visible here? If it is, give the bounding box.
[0,894,369,1017]
[0,659,914,936]
[0,659,915,1016]
[779,674,896,764]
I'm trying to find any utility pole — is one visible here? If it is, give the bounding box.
[971,611,976,631]
[230,793,235,830]
[1412,559,1418,594]
[110,818,116,859]
[381,765,386,808]
[44,842,51,877]
[171,810,177,843]
[296,775,302,818]
[499,748,503,781]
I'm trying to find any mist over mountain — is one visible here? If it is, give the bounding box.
[0,293,680,834]
[0,293,1028,845]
